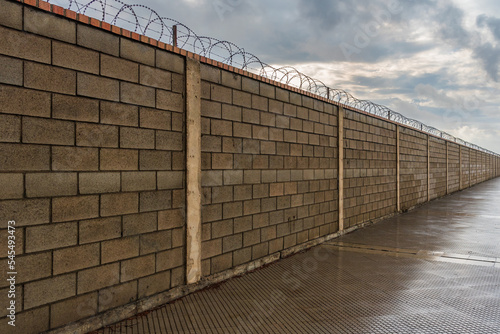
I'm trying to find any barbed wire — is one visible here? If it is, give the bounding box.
[47,0,498,156]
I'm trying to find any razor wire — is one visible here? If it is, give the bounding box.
[47,0,498,156]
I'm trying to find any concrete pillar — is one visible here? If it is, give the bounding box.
[338,106,344,231]
[185,57,202,284]
[445,141,449,195]
[459,145,462,190]
[396,125,400,212]
[427,135,430,202]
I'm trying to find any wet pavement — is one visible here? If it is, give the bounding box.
[94,178,500,333]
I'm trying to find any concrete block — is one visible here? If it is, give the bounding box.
[122,171,157,192]
[140,230,172,255]
[157,171,184,190]
[0,85,50,117]
[223,201,242,219]
[101,236,139,264]
[202,100,222,119]
[140,190,171,212]
[211,84,232,104]
[242,109,260,124]
[24,61,75,95]
[140,107,172,130]
[243,229,260,247]
[252,242,269,260]
[252,95,268,111]
[26,222,77,253]
[25,7,76,43]
[2,252,51,286]
[50,293,98,328]
[121,82,155,107]
[120,127,155,149]
[77,123,118,148]
[26,172,77,198]
[244,199,260,216]
[0,54,22,86]
[211,253,232,274]
[121,254,155,282]
[202,204,222,223]
[101,101,139,126]
[212,153,233,169]
[52,195,99,223]
[211,119,233,137]
[53,41,99,74]
[0,173,23,199]
[53,94,99,122]
[0,0,22,29]
[79,216,121,244]
[202,135,222,152]
[101,54,138,82]
[138,270,171,298]
[53,243,100,275]
[0,198,50,228]
[139,150,172,170]
[221,71,241,89]
[24,273,75,309]
[101,192,139,216]
[222,104,242,122]
[156,247,183,271]
[253,213,270,228]
[158,208,184,230]
[77,73,119,101]
[233,90,251,108]
[242,77,259,94]
[77,262,120,294]
[100,148,138,171]
[200,64,220,83]
[98,281,137,312]
[0,26,51,63]
[233,185,252,201]
[123,211,157,236]
[201,239,222,260]
[156,131,183,151]
[157,49,184,74]
[0,114,20,143]
[22,117,74,146]
[211,219,233,239]
[157,90,183,112]
[77,24,119,56]
[120,37,155,65]
[52,146,98,171]
[140,65,172,90]
[232,122,252,139]
[223,170,243,186]
[261,225,277,241]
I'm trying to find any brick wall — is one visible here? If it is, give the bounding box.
[0,1,186,332]
[448,143,460,193]
[0,1,499,333]
[199,64,339,276]
[399,127,428,211]
[429,137,447,200]
[343,110,396,228]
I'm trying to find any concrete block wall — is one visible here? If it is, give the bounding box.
[0,1,499,333]
[199,64,339,276]
[447,143,460,193]
[461,148,471,188]
[343,110,396,228]
[429,137,447,200]
[399,127,428,211]
[0,1,186,332]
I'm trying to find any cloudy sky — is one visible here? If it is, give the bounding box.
[53,0,500,153]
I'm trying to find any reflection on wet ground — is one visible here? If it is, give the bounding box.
[95,178,500,333]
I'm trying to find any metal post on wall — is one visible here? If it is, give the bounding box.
[396,125,400,212]
[173,25,178,48]
[338,107,344,232]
